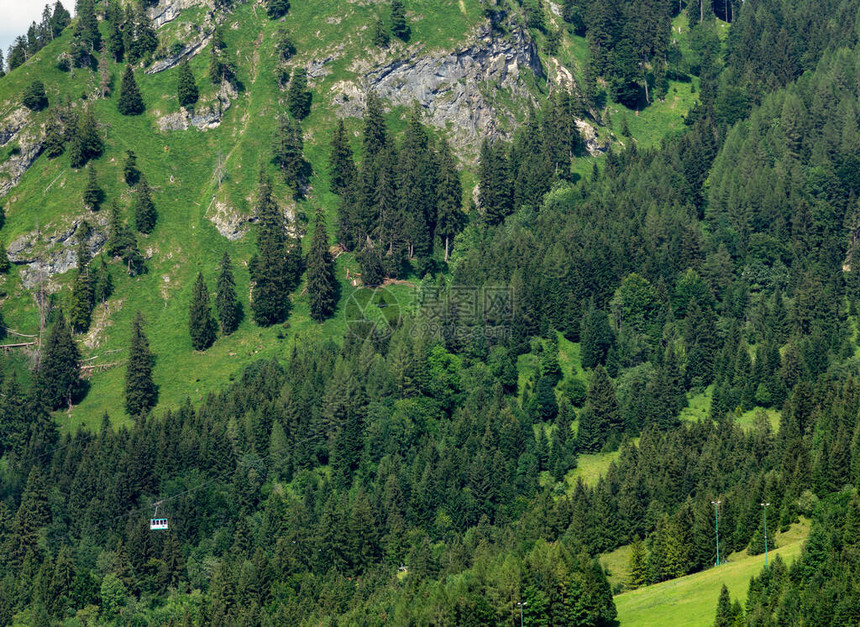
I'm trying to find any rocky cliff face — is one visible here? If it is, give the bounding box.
[334,22,545,156]
[0,108,43,199]
[8,214,108,289]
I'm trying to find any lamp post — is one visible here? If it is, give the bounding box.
[711,500,722,566]
[761,502,771,566]
[517,601,527,627]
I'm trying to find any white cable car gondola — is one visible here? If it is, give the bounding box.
[150,501,169,531]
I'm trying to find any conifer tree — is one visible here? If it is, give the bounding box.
[123,150,140,186]
[106,200,145,275]
[107,3,124,62]
[391,0,410,41]
[628,538,647,588]
[307,209,338,322]
[363,91,388,160]
[39,311,81,410]
[330,120,356,195]
[177,60,199,110]
[22,80,48,111]
[189,272,217,351]
[272,115,306,192]
[373,17,390,47]
[435,137,463,261]
[0,241,9,274]
[43,111,65,159]
[286,68,312,120]
[68,107,103,168]
[209,43,223,85]
[133,174,157,234]
[215,251,241,335]
[714,584,735,627]
[82,163,103,211]
[125,311,156,417]
[94,256,114,304]
[251,175,291,326]
[266,0,291,19]
[117,65,144,116]
[74,0,101,52]
[578,365,620,452]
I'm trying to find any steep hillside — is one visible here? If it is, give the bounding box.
[0,0,696,429]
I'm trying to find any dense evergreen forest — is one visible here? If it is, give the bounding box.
[2,0,860,624]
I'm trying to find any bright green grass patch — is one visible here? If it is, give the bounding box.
[607,78,699,148]
[736,407,781,432]
[680,385,713,423]
[564,447,623,489]
[613,517,810,626]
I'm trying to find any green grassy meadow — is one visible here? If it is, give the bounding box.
[612,518,810,626]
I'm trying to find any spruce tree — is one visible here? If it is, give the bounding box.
[330,119,356,195]
[123,150,140,186]
[0,241,9,274]
[43,112,65,159]
[38,311,81,410]
[373,17,390,47]
[286,68,312,120]
[714,584,735,627]
[125,311,156,417]
[82,164,103,211]
[391,0,411,41]
[363,91,387,160]
[251,175,291,326]
[51,1,71,38]
[133,174,157,234]
[189,272,217,351]
[266,0,291,19]
[272,115,305,192]
[215,251,241,334]
[209,43,223,85]
[69,107,103,168]
[177,60,199,110]
[22,80,48,111]
[435,137,463,261]
[307,209,338,322]
[117,65,144,116]
[578,365,621,452]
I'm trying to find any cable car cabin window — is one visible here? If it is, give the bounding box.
[150,518,168,530]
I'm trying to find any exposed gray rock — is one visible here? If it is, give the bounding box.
[146,32,213,74]
[308,55,339,81]
[334,23,545,156]
[0,108,30,146]
[156,81,237,131]
[9,215,108,288]
[149,0,211,29]
[208,200,252,240]
[0,108,42,199]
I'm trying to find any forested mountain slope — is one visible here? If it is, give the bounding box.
[2,0,860,624]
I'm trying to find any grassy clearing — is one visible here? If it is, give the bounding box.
[613,518,810,626]
[564,449,621,488]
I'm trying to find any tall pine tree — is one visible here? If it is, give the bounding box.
[133,174,157,234]
[215,251,241,334]
[125,311,156,417]
[189,272,217,351]
[117,64,144,116]
[330,119,356,195]
[251,175,295,326]
[177,60,199,110]
[38,311,81,410]
[307,209,338,322]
